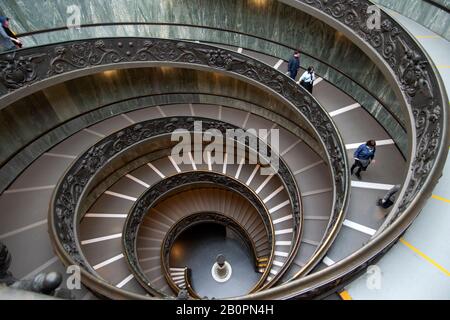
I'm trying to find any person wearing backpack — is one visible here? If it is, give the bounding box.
[288,50,301,80]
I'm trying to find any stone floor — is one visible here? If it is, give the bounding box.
[170,223,261,299]
[345,7,450,300]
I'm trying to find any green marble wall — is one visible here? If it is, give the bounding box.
[435,0,450,8]
[431,0,450,6]
[372,0,450,41]
[0,0,407,152]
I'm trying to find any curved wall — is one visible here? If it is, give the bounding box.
[0,67,323,192]
[0,0,407,152]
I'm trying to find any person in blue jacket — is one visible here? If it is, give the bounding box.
[350,140,376,179]
[288,50,300,80]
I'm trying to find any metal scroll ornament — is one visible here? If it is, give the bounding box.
[296,0,445,219]
[52,117,301,272]
[0,38,346,208]
[124,173,272,296]
[0,38,349,296]
[0,38,345,248]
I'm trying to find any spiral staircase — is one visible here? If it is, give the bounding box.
[0,0,448,300]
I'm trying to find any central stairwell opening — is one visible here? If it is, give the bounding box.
[170,222,260,299]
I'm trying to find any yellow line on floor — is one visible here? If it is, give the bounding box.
[339,290,352,300]
[399,238,450,277]
[432,195,450,204]
[436,65,450,69]
[415,35,440,39]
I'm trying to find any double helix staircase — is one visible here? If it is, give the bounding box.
[0,0,447,301]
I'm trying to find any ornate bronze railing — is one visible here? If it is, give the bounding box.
[0,38,349,298]
[123,173,275,297]
[0,0,441,299]
[183,267,200,299]
[234,0,448,298]
[159,211,266,298]
[9,21,406,134]
[48,115,310,298]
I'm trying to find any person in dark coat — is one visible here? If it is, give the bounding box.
[350,140,376,179]
[288,50,300,80]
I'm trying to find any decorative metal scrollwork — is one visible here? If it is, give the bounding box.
[0,52,46,89]
[163,211,263,298]
[0,40,347,217]
[125,172,274,258]
[51,116,302,278]
[0,38,350,298]
[297,0,446,222]
[0,0,442,299]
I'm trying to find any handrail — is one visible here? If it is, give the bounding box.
[234,0,448,298]
[0,92,322,193]
[18,0,445,299]
[74,118,305,292]
[23,38,350,299]
[6,21,407,133]
[159,211,266,298]
[47,115,310,298]
[124,173,275,297]
[184,267,200,299]
[115,120,304,293]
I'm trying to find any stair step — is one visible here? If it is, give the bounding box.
[170,268,185,272]
[174,279,186,285]
[257,257,269,262]
[257,263,268,268]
